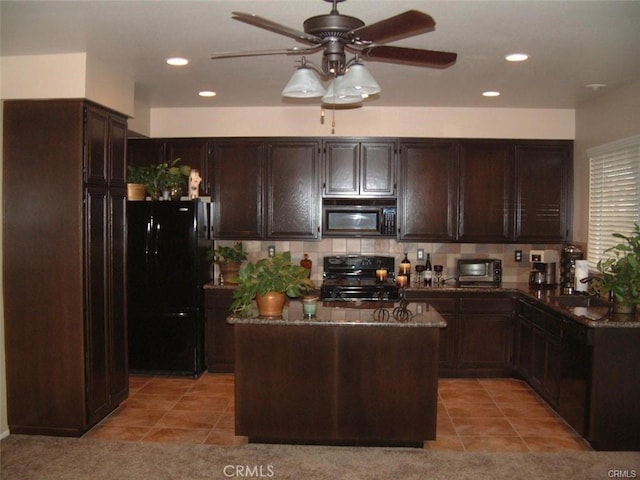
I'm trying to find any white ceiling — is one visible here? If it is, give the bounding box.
[2,0,640,109]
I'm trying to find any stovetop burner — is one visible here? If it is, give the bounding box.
[320,255,399,301]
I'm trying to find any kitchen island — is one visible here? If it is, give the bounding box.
[228,300,446,447]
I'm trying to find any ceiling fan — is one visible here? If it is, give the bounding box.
[210,0,457,105]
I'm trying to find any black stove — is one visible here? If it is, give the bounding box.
[320,255,400,301]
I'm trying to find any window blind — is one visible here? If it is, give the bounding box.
[588,135,640,270]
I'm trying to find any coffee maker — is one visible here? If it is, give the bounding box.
[529,249,558,287]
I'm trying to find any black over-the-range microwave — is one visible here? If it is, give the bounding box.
[322,200,397,237]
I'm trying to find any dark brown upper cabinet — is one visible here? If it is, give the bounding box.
[398,140,459,241]
[457,140,514,242]
[514,141,573,242]
[323,139,397,197]
[127,138,210,194]
[266,140,321,239]
[210,140,265,239]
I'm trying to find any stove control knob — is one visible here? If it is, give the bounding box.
[330,288,341,299]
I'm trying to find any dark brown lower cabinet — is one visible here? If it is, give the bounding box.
[406,291,515,377]
[234,324,439,445]
[204,287,235,373]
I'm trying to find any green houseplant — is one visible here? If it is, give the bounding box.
[231,251,315,317]
[128,158,191,200]
[126,165,154,200]
[208,242,248,285]
[591,223,640,314]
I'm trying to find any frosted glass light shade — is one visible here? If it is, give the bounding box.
[321,77,364,105]
[282,67,326,98]
[335,63,381,96]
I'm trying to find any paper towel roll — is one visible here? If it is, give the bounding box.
[575,260,589,292]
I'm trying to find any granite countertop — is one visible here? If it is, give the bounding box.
[210,281,639,329]
[405,282,640,329]
[227,300,447,328]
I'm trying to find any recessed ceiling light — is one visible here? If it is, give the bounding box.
[166,57,189,66]
[199,91,217,97]
[505,53,529,62]
[482,91,500,97]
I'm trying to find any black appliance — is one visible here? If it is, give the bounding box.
[456,258,502,288]
[322,200,396,237]
[320,255,400,301]
[127,200,211,377]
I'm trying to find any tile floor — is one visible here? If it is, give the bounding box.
[84,374,592,452]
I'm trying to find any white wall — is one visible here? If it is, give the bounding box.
[150,106,575,139]
[573,80,640,243]
[0,53,135,117]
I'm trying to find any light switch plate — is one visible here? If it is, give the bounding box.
[417,249,424,261]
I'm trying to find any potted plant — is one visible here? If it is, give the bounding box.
[231,251,315,317]
[126,165,153,200]
[209,242,248,285]
[590,223,640,314]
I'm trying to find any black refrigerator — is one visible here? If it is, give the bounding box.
[127,200,211,377]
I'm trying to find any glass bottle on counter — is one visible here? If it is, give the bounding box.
[424,253,433,287]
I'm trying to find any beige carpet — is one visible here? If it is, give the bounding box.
[2,435,639,480]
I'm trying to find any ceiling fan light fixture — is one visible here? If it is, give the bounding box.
[282,66,326,98]
[321,77,365,105]
[336,62,381,96]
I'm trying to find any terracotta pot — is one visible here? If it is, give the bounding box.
[127,183,146,200]
[256,291,287,317]
[218,261,241,284]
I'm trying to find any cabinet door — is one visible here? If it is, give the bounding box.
[427,297,458,373]
[514,142,572,242]
[457,296,513,375]
[211,141,265,239]
[398,141,458,241]
[109,115,128,187]
[324,141,359,196]
[515,316,534,379]
[266,140,321,239]
[360,141,396,197]
[85,105,109,186]
[205,289,235,373]
[85,186,111,425]
[458,141,513,242]
[165,138,209,195]
[108,188,129,405]
[127,138,165,168]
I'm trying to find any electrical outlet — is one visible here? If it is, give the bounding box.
[417,248,424,261]
[515,250,522,262]
[268,245,276,258]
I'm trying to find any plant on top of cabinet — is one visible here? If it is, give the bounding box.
[231,251,315,317]
[590,223,640,314]
[129,158,191,200]
[209,242,248,285]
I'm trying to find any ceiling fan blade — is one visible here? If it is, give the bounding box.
[358,45,457,69]
[211,45,322,60]
[349,10,435,44]
[232,12,322,45]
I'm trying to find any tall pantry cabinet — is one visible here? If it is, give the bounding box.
[3,99,129,435]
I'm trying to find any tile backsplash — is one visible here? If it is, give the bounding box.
[213,239,566,286]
